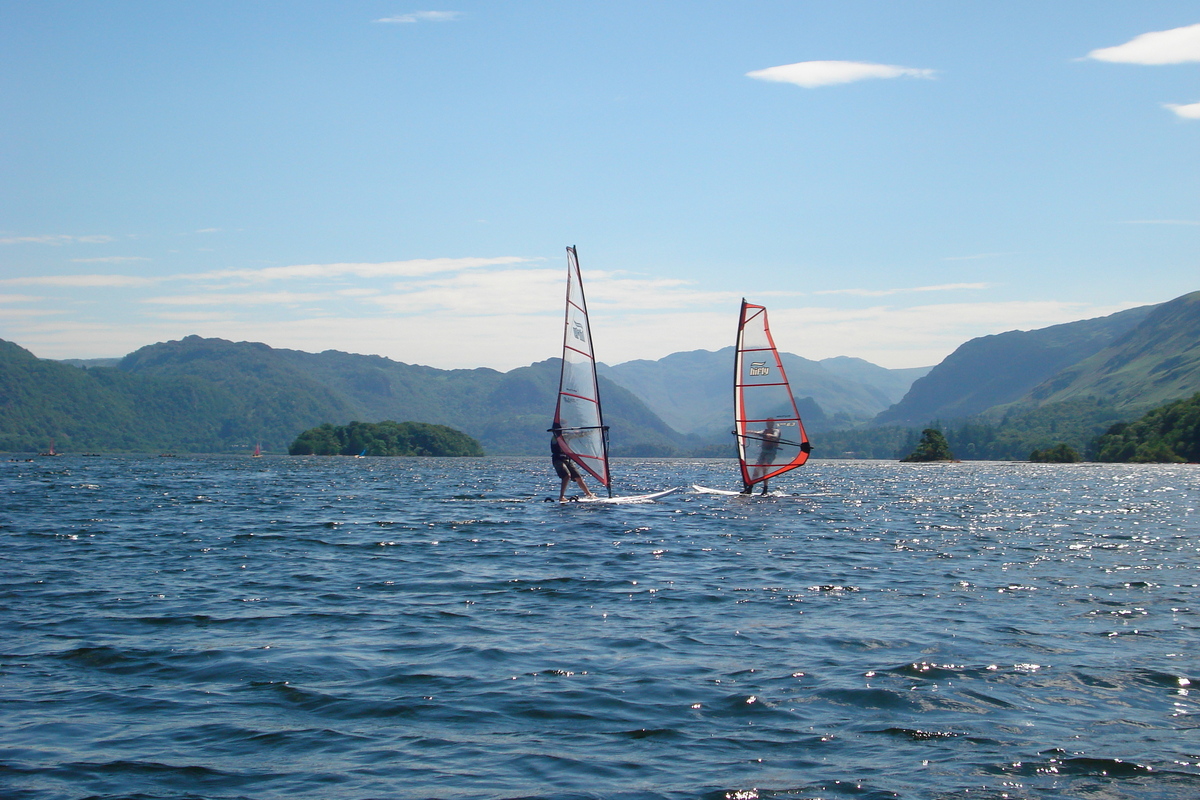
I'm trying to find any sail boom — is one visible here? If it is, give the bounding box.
[559,392,600,404]
[563,344,594,360]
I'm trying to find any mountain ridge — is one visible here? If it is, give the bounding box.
[873,303,1157,427]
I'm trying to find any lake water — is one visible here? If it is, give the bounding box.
[3,455,1200,800]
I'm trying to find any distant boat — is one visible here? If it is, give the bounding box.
[252,443,262,457]
[355,448,367,458]
[551,246,678,504]
[38,439,58,457]
[694,300,811,496]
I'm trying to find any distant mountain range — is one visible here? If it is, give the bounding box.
[600,348,928,437]
[1,334,922,456]
[0,336,687,456]
[4,289,1199,457]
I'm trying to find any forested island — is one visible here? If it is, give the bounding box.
[289,421,484,457]
[900,429,954,462]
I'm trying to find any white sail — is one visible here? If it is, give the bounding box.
[552,246,610,490]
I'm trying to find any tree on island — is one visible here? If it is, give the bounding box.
[289,420,484,456]
[900,428,953,462]
[1029,443,1082,463]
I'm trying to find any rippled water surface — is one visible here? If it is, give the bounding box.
[3,455,1200,800]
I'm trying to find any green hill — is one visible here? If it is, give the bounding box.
[873,304,1155,427]
[1,335,690,455]
[1026,291,1200,411]
[0,338,241,453]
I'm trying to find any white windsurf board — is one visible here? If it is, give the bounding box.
[566,487,681,504]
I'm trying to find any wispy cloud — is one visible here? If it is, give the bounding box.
[71,256,151,263]
[0,253,1145,372]
[375,11,460,24]
[150,311,235,322]
[188,256,528,283]
[0,234,115,245]
[0,274,155,288]
[1164,101,1200,119]
[814,283,991,298]
[145,291,330,306]
[746,60,935,88]
[1120,218,1200,225]
[1086,22,1200,64]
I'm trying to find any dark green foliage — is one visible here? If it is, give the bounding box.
[1092,392,1200,463]
[901,428,953,462]
[817,399,1144,461]
[945,398,1135,461]
[1029,443,1082,463]
[289,421,483,457]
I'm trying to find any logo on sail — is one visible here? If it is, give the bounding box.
[749,361,769,376]
[572,321,586,342]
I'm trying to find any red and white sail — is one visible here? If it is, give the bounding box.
[734,299,810,488]
[552,246,611,489]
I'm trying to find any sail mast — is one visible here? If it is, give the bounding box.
[553,246,612,495]
[733,299,811,490]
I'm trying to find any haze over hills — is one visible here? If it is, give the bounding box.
[599,348,929,437]
[5,289,1200,459]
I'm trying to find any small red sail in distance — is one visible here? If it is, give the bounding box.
[552,246,611,491]
[734,299,811,488]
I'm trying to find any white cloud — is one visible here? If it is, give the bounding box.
[746,60,935,88]
[0,251,1154,374]
[0,274,155,288]
[71,256,151,263]
[188,256,527,283]
[375,11,459,24]
[814,283,992,298]
[144,292,331,306]
[1165,101,1200,119]
[150,311,235,322]
[1086,23,1200,64]
[0,234,115,245]
[371,268,561,316]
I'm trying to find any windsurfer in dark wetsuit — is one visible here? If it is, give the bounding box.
[742,418,781,495]
[551,425,594,502]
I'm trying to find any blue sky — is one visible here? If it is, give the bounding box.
[1,2,1197,370]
